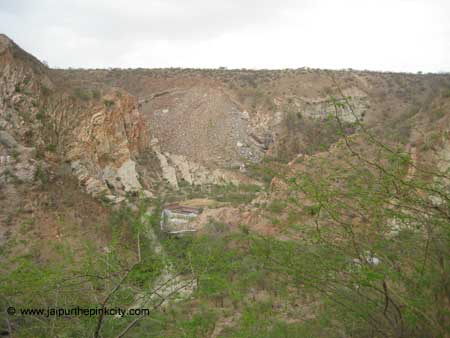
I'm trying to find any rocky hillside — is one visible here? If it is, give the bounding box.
[1,32,450,225]
[1,32,450,221]
[1,33,450,338]
[51,54,450,163]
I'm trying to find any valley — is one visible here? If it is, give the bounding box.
[0,33,449,337]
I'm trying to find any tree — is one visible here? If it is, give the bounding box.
[247,90,450,337]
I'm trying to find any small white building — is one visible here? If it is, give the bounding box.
[160,203,201,234]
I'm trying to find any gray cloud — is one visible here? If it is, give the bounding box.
[0,0,449,71]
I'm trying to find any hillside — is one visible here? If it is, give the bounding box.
[1,34,449,337]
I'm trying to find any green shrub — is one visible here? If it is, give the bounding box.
[104,99,115,108]
[35,110,45,121]
[267,200,286,213]
[92,89,101,100]
[46,143,57,152]
[73,88,91,101]
[40,84,51,96]
[34,164,49,184]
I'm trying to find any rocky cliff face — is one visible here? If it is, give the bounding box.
[1,34,450,207]
[1,35,261,205]
[66,89,150,201]
[0,35,153,203]
[0,34,51,189]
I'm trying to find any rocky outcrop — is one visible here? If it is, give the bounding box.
[295,87,369,123]
[66,90,150,199]
[152,139,258,189]
[0,39,47,146]
[0,36,50,187]
[0,128,46,194]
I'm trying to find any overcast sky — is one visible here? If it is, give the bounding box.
[0,0,449,72]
